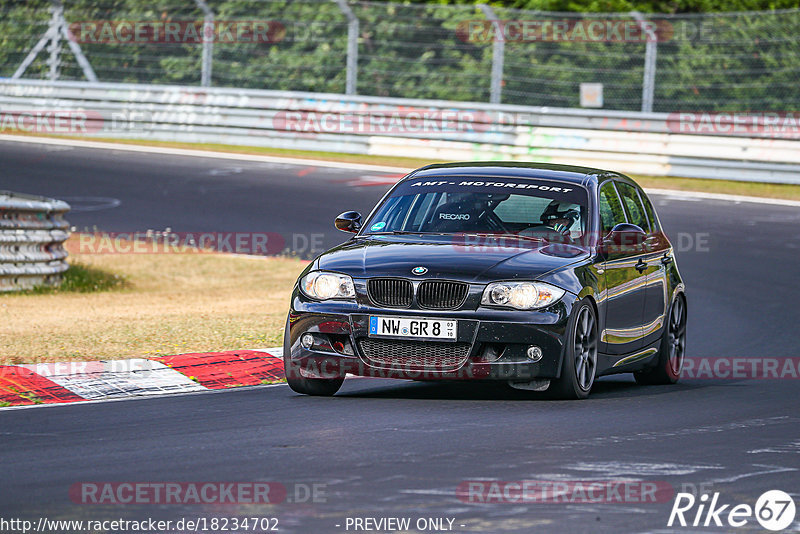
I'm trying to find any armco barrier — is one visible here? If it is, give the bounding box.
[0,191,70,292]
[1,79,799,183]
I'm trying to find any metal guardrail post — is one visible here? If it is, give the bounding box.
[60,15,99,82]
[478,4,505,105]
[194,0,215,87]
[333,0,359,95]
[12,0,97,82]
[0,192,71,292]
[632,11,657,113]
[47,1,64,81]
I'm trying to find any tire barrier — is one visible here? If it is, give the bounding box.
[0,191,70,292]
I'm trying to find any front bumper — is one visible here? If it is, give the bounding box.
[285,292,576,382]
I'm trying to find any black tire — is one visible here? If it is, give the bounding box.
[549,299,598,400]
[634,294,687,385]
[283,317,344,396]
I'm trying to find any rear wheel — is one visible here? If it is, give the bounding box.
[283,318,344,396]
[634,294,686,385]
[549,299,598,400]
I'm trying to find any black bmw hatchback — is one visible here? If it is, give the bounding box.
[283,162,686,399]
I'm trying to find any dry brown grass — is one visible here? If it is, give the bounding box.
[0,235,305,364]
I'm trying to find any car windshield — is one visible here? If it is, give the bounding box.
[363,177,589,241]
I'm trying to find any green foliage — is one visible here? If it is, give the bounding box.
[1,0,797,111]
[414,0,800,13]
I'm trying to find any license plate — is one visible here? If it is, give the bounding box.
[369,316,457,340]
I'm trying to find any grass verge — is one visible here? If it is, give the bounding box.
[6,132,800,201]
[0,234,304,364]
[27,263,126,294]
[629,174,800,201]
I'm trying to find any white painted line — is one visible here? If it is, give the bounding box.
[564,461,723,477]
[0,134,409,173]
[747,441,800,454]
[251,347,283,358]
[703,464,798,485]
[2,134,797,206]
[645,187,800,207]
[20,359,205,400]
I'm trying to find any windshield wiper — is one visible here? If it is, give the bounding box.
[368,231,423,235]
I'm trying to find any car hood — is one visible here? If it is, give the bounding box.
[317,234,590,283]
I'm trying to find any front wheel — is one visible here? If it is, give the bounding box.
[549,299,598,400]
[283,318,344,396]
[634,294,686,385]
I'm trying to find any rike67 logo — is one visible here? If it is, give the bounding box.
[669,490,796,531]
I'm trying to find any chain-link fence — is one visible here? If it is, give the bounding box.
[1,0,798,112]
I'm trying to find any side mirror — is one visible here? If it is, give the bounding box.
[334,211,362,233]
[601,223,646,257]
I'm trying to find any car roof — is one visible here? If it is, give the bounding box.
[406,161,613,187]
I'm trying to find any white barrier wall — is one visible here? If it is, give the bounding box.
[1,79,799,183]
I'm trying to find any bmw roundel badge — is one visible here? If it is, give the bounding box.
[412,266,428,275]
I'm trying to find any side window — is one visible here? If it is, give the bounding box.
[616,182,649,231]
[638,190,661,233]
[598,182,626,235]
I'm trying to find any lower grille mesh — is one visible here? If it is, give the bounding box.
[358,338,471,371]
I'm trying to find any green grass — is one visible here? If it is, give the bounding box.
[630,175,800,201]
[261,378,287,385]
[27,263,127,295]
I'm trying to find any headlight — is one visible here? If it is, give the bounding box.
[300,271,355,300]
[481,281,565,310]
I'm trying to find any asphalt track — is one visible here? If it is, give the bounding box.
[2,138,799,533]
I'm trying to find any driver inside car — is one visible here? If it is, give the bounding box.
[541,200,581,235]
[519,200,582,244]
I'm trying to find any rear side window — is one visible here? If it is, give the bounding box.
[598,182,626,235]
[616,182,649,231]
[638,190,661,233]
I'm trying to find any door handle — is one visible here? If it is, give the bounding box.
[661,253,673,265]
[635,259,647,273]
